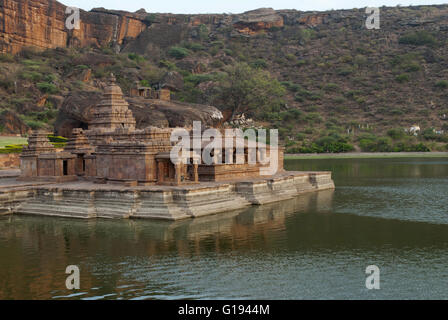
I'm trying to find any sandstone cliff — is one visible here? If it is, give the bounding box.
[0,0,148,53]
[0,0,323,54]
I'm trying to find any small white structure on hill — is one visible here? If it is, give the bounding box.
[409,125,421,136]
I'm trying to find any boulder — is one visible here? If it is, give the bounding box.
[54,90,223,137]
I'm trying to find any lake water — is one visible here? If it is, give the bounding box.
[1,157,448,299]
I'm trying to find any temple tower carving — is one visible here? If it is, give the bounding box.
[88,74,136,130]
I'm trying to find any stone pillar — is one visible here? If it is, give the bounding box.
[68,159,76,176]
[193,163,199,183]
[174,163,182,185]
[55,159,63,176]
[157,161,165,183]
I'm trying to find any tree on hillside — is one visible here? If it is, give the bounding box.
[217,63,286,120]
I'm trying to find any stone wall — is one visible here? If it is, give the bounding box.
[0,188,34,215]
[0,153,20,169]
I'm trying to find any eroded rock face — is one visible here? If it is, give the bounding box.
[54,90,100,137]
[297,13,329,27]
[0,110,30,135]
[161,71,184,91]
[0,0,147,54]
[0,0,344,54]
[54,91,223,137]
[0,0,336,55]
[233,8,284,35]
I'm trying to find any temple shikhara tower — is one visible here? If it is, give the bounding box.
[19,74,284,186]
[89,75,136,130]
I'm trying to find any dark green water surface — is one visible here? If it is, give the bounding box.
[1,158,447,299]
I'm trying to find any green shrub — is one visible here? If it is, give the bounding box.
[223,49,233,56]
[250,59,268,69]
[399,31,437,46]
[37,82,58,94]
[422,128,437,140]
[184,73,216,85]
[51,142,66,148]
[21,59,42,67]
[303,105,318,112]
[269,26,282,32]
[296,88,312,97]
[387,128,405,140]
[210,60,224,68]
[0,144,24,154]
[314,135,354,153]
[281,81,301,92]
[297,144,322,153]
[304,112,322,124]
[323,83,340,92]
[297,141,354,153]
[296,60,307,67]
[183,42,205,52]
[48,135,68,143]
[286,147,301,154]
[336,67,354,76]
[395,74,410,83]
[389,108,404,116]
[159,60,178,70]
[332,96,345,104]
[359,135,392,152]
[128,53,145,64]
[391,142,430,152]
[0,78,14,90]
[297,29,315,43]
[435,80,448,89]
[285,54,296,61]
[20,71,43,82]
[280,109,303,121]
[197,24,209,41]
[371,137,393,152]
[211,41,225,48]
[209,47,219,56]
[403,62,420,72]
[413,143,430,152]
[0,53,14,63]
[168,47,190,59]
[25,120,45,130]
[330,105,349,114]
[10,97,32,110]
[144,14,157,24]
[354,54,368,66]
[92,67,107,79]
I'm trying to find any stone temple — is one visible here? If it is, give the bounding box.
[1,75,335,220]
[19,74,285,186]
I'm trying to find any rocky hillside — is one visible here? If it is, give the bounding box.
[1,0,448,152]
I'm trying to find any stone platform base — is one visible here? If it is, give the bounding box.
[1,171,334,220]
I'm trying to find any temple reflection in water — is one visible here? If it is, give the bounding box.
[0,190,333,299]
